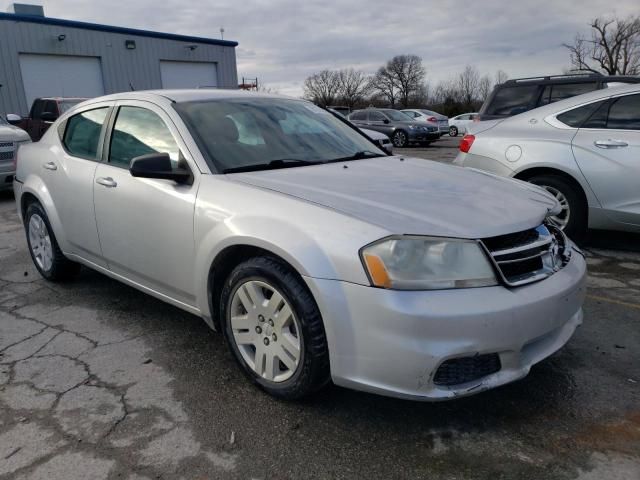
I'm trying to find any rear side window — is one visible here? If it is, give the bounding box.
[349,111,366,121]
[485,85,539,116]
[556,100,607,128]
[43,100,58,116]
[62,108,109,159]
[540,83,598,106]
[607,94,640,130]
[369,111,386,121]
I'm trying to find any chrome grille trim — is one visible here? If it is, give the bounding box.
[481,224,570,287]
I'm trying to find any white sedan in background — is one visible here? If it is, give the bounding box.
[448,112,479,137]
[454,84,640,240]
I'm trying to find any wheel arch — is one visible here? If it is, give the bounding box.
[513,166,589,208]
[205,244,312,331]
[18,178,69,250]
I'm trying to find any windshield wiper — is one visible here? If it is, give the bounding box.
[222,158,319,174]
[326,151,385,163]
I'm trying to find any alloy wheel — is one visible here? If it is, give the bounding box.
[229,280,302,383]
[393,131,407,147]
[540,185,571,229]
[28,213,53,272]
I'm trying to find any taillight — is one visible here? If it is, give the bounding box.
[459,134,475,153]
[428,116,437,122]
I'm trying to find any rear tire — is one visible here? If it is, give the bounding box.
[24,201,80,281]
[528,174,587,242]
[449,126,458,137]
[220,256,330,400]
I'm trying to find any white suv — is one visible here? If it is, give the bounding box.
[0,115,30,191]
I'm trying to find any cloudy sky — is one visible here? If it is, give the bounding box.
[7,0,638,96]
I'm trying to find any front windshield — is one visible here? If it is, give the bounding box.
[175,98,385,172]
[382,110,413,122]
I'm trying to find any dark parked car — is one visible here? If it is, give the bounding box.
[7,97,86,140]
[479,73,640,121]
[348,108,439,147]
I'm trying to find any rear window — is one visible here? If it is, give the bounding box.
[485,85,539,116]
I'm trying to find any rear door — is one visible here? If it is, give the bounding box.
[45,102,112,266]
[571,93,640,227]
[93,100,200,306]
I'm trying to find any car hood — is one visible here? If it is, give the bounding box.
[228,157,558,239]
[0,125,30,142]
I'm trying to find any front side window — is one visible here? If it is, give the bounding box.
[175,98,384,173]
[62,107,109,159]
[349,111,366,121]
[607,94,640,130]
[485,85,538,116]
[109,107,181,168]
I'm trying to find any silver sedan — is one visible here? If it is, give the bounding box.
[454,84,640,240]
[13,90,586,401]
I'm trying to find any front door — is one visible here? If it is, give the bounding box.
[93,101,199,306]
[571,93,640,227]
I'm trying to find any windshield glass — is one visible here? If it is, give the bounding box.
[381,110,412,121]
[0,116,7,125]
[175,98,384,172]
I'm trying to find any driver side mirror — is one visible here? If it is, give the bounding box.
[6,113,22,125]
[129,153,193,185]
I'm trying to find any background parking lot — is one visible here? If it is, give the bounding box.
[1,140,639,479]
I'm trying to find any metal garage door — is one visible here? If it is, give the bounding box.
[19,54,105,107]
[160,61,218,89]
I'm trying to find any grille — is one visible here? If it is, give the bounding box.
[0,142,14,148]
[0,150,14,161]
[434,354,501,386]
[482,224,570,287]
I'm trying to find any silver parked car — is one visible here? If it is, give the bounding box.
[454,84,640,239]
[14,90,586,401]
[401,109,449,135]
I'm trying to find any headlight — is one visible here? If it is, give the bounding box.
[361,236,498,290]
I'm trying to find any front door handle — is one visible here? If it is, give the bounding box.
[43,161,57,171]
[96,177,117,188]
[594,139,628,149]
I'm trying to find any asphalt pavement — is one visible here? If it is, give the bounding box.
[1,140,639,479]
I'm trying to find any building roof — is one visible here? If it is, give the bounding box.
[0,12,238,47]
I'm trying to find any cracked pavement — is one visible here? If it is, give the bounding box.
[1,148,639,479]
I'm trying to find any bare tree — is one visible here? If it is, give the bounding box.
[303,70,341,106]
[370,65,398,107]
[457,65,480,109]
[494,69,509,85]
[337,69,371,108]
[564,15,640,75]
[371,54,426,108]
[477,75,492,103]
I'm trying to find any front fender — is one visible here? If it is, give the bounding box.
[20,173,70,252]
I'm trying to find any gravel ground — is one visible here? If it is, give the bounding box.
[1,139,639,479]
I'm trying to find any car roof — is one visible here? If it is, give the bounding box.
[37,97,88,101]
[84,89,298,104]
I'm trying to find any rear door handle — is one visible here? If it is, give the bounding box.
[96,177,117,188]
[43,161,57,171]
[594,139,628,149]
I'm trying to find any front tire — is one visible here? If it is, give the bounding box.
[528,174,587,241]
[24,202,80,281]
[220,256,330,400]
[449,126,458,137]
[392,130,408,148]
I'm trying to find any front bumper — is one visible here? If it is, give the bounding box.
[0,166,15,191]
[304,249,586,401]
[408,130,440,142]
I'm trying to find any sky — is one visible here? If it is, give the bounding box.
[4,0,638,97]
